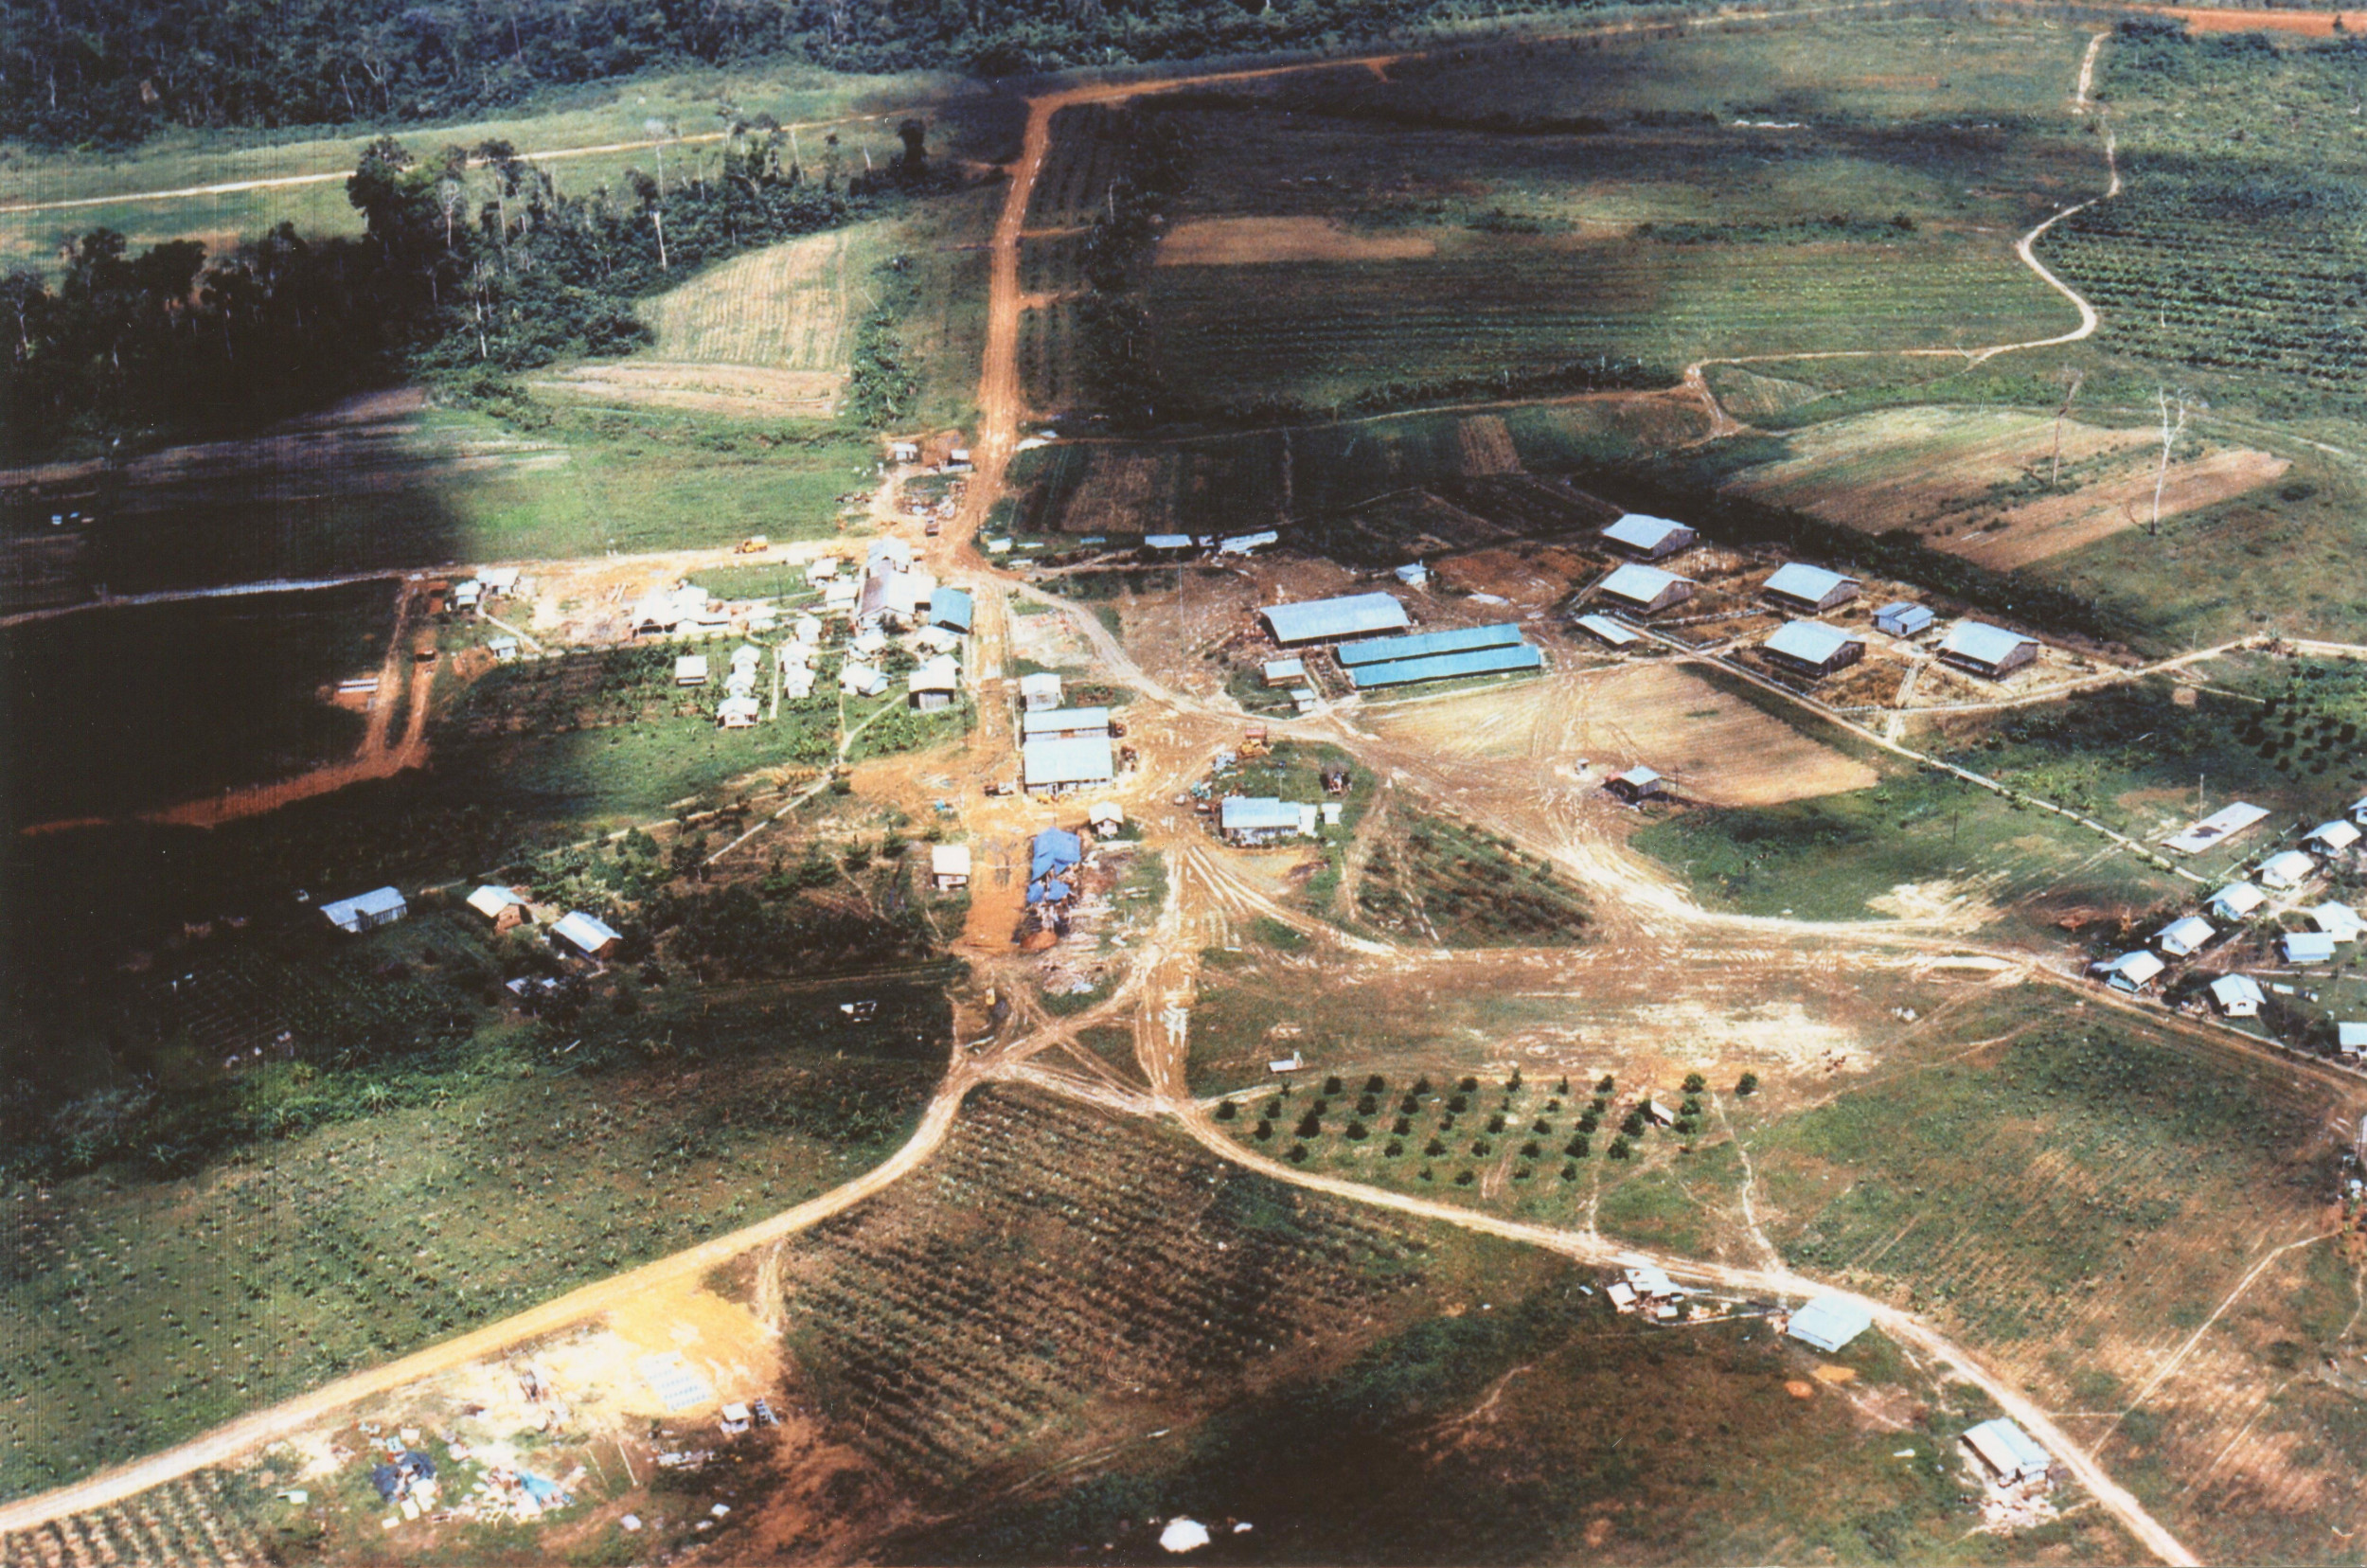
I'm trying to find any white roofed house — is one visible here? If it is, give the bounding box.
[907,654,961,711]
[1759,620,1866,680]
[1605,766,1664,803]
[840,661,889,698]
[675,654,710,686]
[930,845,972,890]
[2208,881,2267,922]
[723,665,758,699]
[1262,658,1306,687]
[2283,931,2339,965]
[2154,915,2216,958]
[2092,950,2166,993]
[2259,849,2317,890]
[1023,734,1115,794]
[717,695,761,728]
[2209,973,2265,1018]
[552,911,623,961]
[1259,593,1411,647]
[1937,621,2040,679]
[2341,1022,2367,1059]
[1595,562,1697,616]
[321,886,407,935]
[1786,1295,1874,1353]
[1219,796,1307,846]
[1873,600,1933,638]
[2306,819,2363,855]
[1599,513,1698,561]
[2309,901,2364,941]
[1760,563,1861,615]
[1019,671,1063,711]
[465,884,528,928]
[1964,1418,2051,1486]
[2354,793,2367,827]
[1022,706,1111,741]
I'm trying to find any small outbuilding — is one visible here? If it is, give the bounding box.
[1144,533,1196,556]
[1262,657,1306,687]
[2092,950,2165,993]
[2208,882,2267,921]
[466,885,528,929]
[488,635,519,663]
[1605,766,1664,803]
[1575,614,1641,649]
[2310,901,2364,941]
[2259,850,2317,891]
[1596,562,1697,616]
[930,587,975,634]
[2340,1022,2367,1058]
[1964,1418,2051,1485]
[1761,562,1860,615]
[1787,1294,1874,1353]
[840,662,889,698]
[1874,600,1934,638]
[2154,915,2216,958]
[1089,801,1126,837]
[1019,671,1063,711]
[2283,932,2339,965]
[930,845,971,890]
[2307,819,2363,855]
[553,911,623,961]
[908,654,961,711]
[321,886,407,935]
[1760,619,1866,679]
[2353,793,2367,827]
[2209,973,2265,1018]
[718,695,760,728]
[1937,621,2039,680]
[1219,796,1307,846]
[1599,513,1699,561]
[674,654,710,687]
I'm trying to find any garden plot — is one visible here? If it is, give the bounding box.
[0,1470,272,1568]
[1726,406,2287,570]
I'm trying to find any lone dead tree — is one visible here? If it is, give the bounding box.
[2150,385,2192,535]
[2050,367,2086,488]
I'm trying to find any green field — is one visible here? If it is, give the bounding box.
[1024,13,2102,418]
[0,967,951,1502]
[0,580,397,828]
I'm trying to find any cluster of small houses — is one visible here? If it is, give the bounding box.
[632,541,977,727]
[1576,512,2039,682]
[2089,796,2367,1051]
[315,883,625,971]
[1611,1268,2055,1493]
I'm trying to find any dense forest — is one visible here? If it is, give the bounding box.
[4,0,1577,148]
[0,122,945,457]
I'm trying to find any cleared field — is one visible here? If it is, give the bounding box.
[1748,1004,2367,1564]
[1157,216,1437,265]
[640,224,880,369]
[1727,406,2287,570]
[1368,664,1880,809]
[0,974,948,1502]
[0,1470,272,1568]
[534,360,844,417]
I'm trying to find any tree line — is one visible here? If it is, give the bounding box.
[5,0,1620,150]
[1,120,944,459]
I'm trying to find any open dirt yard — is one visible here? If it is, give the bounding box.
[532,362,843,419]
[1157,216,1439,265]
[1363,663,1879,808]
[1728,407,2287,570]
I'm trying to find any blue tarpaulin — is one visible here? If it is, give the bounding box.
[1031,829,1082,881]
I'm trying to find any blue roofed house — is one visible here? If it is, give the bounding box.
[1937,621,2040,679]
[1760,563,1860,615]
[1759,619,1866,680]
[1219,796,1307,846]
[1599,513,1698,561]
[930,586,974,634]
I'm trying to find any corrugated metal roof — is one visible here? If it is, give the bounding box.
[1021,705,1111,735]
[2209,882,2266,917]
[1787,1294,1874,1352]
[1966,1418,2050,1478]
[1336,622,1523,666]
[1597,562,1691,605]
[1762,619,1863,667]
[1220,796,1304,831]
[1260,593,1410,645]
[1023,735,1114,788]
[2212,974,2264,1007]
[931,845,971,877]
[2309,819,2362,849]
[1145,533,1195,549]
[1762,562,1858,603]
[1939,620,2038,668]
[2261,850,2317,887]
[1601,513,1693,552]
[322,886,406,926]
[1345,643,1544,689]
[1262,658,1306,681]
[1575,614,1640,648]
[2285,932,2338,963]
[554,911,622,953]
[2156,915,2215,952]
[930,587,974,632]
[1875,599,1931,624]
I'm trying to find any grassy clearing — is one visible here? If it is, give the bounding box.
[1630,757,2187,931]
[641,223,883,369]
[0,972,949,1502]
[0,580,396,827]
